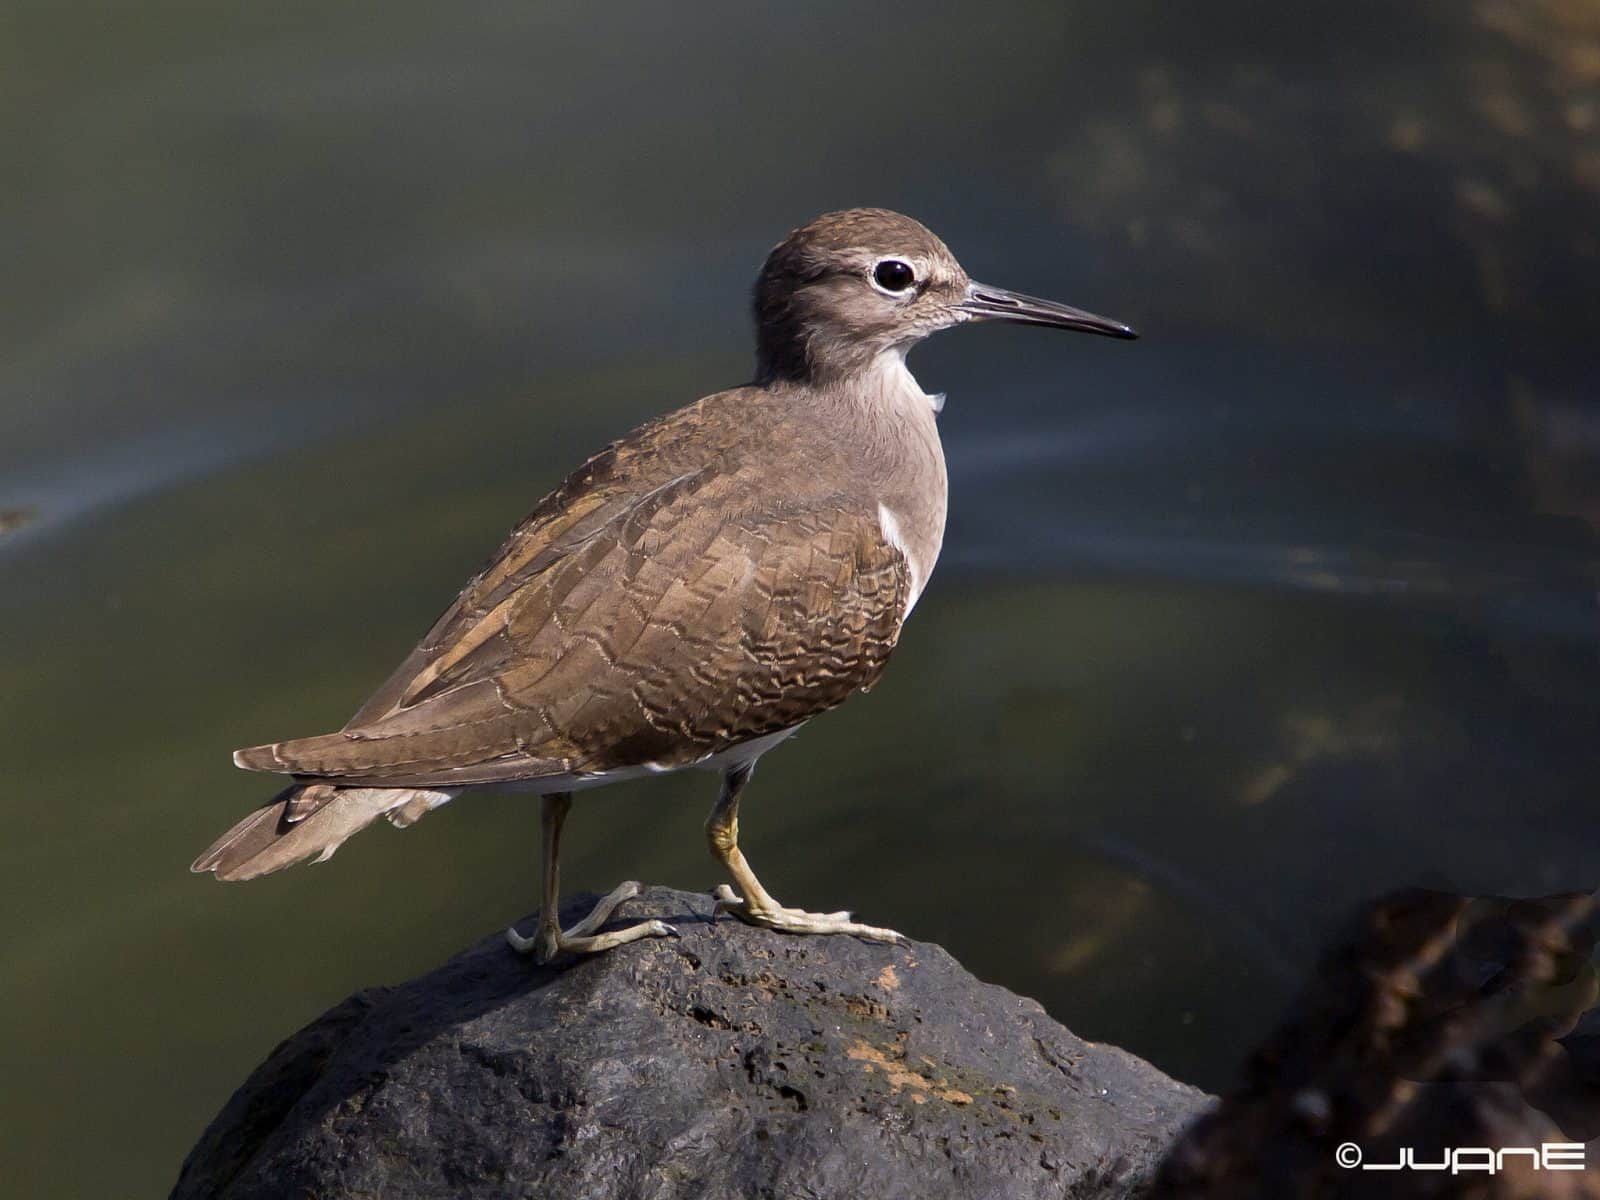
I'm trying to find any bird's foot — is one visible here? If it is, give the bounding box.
[506,880,678,963]
[712,883,902,943]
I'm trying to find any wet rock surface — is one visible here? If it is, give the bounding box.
[1149,888,1600,1200]
[174,886,1209,1199]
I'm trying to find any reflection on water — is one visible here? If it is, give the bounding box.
[2,2,1598,1196]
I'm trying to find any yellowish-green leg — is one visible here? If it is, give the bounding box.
[506,792,676,962]
[708,763,900,943]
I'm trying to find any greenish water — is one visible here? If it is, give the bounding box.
[4,2,1600,1195]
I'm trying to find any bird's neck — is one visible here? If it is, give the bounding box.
[799,349,948,613]
[808,346,940,416]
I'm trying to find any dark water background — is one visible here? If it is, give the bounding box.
[4,2,1599,1194]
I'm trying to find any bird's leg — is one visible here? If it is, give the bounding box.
[506,791,676,962]
[707,763,901,943]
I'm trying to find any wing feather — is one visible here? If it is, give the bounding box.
[235,394,911,787]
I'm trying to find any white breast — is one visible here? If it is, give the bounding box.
[858,349,948,623]
[878,501,927,617]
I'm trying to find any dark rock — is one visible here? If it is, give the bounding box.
[174,886,1208,1199]
[1150,888,1600,1200]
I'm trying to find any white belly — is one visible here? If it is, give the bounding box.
[484,724,803,795]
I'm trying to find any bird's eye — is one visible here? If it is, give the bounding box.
[872,259,916,294]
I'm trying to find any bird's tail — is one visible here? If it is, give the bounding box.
[190,782,457,882]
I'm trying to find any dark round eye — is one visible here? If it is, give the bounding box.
[872,259,916,293]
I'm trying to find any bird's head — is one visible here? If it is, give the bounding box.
[752,207,1135,385]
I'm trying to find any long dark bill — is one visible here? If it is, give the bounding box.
[958,282,1137,339]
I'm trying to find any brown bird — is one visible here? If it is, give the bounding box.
[192,208,1136,961]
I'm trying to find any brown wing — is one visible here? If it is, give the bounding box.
[235,399,910,786]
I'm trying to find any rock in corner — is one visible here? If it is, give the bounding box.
[174,886,1208,1199]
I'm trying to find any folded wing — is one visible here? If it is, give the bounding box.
[235,402,910,788]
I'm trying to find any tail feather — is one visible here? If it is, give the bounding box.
[282,782,337,824]
[191,783,458,881]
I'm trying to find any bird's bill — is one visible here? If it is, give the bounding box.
[957,282,1138,340]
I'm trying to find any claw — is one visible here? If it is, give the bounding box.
[711,884,902,943]
[508,882,676,961]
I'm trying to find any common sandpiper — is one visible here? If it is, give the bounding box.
[193,208,1136,961]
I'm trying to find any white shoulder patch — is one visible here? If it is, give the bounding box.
[877,502,924,617]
